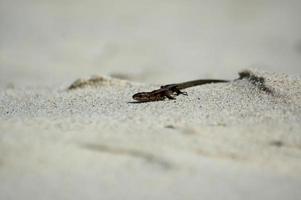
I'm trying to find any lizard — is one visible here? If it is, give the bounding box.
[132,70,273,102]
[132,79,229,102]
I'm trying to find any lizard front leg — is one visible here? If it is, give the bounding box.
[172,88,188,96]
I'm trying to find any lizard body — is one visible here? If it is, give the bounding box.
[132,79,229,102]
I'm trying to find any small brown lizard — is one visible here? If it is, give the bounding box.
[132,79,229,102]
[132,70,273,102]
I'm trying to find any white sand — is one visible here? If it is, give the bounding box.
[0,69,301,200]
[1,1,301,199]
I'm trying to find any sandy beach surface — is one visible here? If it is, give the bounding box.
[1,69,301,200]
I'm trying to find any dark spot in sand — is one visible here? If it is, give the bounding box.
[269,140,284,147]
[165,125,176,129]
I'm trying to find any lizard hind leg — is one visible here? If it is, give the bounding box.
[165,93,176,100]
[180,91,188,96]
[164,91,176,100]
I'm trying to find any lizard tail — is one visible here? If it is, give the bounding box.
[177,79,229,89]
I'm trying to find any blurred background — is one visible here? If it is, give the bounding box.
[1,0,301,87]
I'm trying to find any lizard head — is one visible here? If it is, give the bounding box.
[132,92,151,102]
